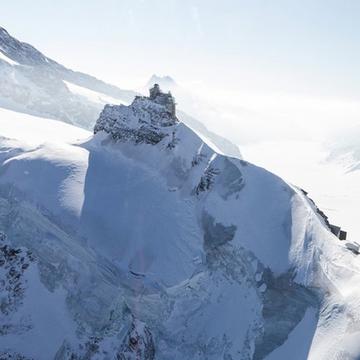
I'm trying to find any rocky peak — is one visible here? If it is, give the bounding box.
[94,85,179,145]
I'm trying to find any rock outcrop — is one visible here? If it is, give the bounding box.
[94,84,178,145]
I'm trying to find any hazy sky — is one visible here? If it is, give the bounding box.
[2,0,360,142]
[1,1,359,93]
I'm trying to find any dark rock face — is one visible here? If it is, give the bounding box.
[202,212,237,250]
[0,352,33,360]
[117,319,155,360]
[54,337,102,360]
[149,84,176,117]
[0,232,34,335]
[111,124,167,145]
[194,157,244,198]
[253,269,318,360]
[300,189,347,240]
[195,166,220,195]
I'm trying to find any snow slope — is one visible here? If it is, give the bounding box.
[243,140,360,242]
[0,27,240,162]
[0,26,135,129]
[1,88,360,359]
[144,74,242,159]
[0,107,90,145]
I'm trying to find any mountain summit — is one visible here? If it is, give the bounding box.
[0,83,359,358]
[1,29,360,360]
[0,26,241,159]
[95,84,178,145]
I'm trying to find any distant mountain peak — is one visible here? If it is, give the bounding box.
[147,74,177,90]
[0,25,50,66]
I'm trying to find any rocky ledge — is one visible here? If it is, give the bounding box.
[94,84,179,145]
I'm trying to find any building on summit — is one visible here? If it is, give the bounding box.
[149,84,176,117]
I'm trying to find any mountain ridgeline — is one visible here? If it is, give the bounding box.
[0,26,241,158]
[0,27,360,360]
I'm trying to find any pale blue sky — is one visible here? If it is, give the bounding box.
[1,0,360,111]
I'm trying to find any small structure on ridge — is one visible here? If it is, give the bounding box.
[149,83,176,118]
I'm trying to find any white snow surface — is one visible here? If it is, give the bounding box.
[0,107,90,145]
[64,80,127,106]
[243,140,360,242]
[0,100,360,359]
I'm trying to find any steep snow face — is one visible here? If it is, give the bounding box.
[0,26,136,129]
[0,57,105,129]
[140,75,242,159]
[144,75,242,159]
[64,81,128,107]
[92,91,294,275]
[0,89,359,359]
[0,27,135,105]
[0,27,241,161]
[0,27,49,66]
[243,139,360,243]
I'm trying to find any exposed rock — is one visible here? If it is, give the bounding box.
[195,166,220,195]
[149,84,176,117]
[0,351,33,360]
[300,189,347,240]
[94,85,179,146]
[202,212,237,250]
[117,318,155,360]
[253,269,318,360]
[0,232,34,334]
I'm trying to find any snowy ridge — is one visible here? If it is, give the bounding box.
[0,26,135,129]
[0,86,359,359]
[0,27,241,162]
[144,74,243,159]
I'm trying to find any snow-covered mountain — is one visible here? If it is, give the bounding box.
[0,27,241,160]
[0,27,136,129]
[146,75,177,90]
[0,85,359,359]
[143,75,242,159]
